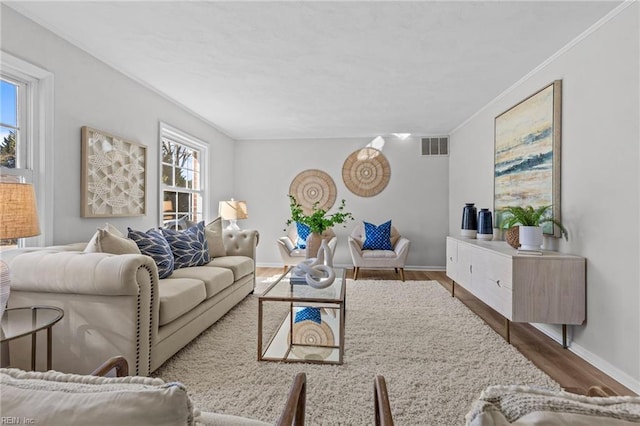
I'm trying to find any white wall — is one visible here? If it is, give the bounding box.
[234,137,449,269]
[0,6,236,244]
[449,4,639,391]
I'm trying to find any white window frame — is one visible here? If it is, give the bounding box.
[158,122,209,227]
[0,51,54,247]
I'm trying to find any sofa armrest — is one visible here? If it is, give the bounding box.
[223,229,259,259]
[91,356,129,377]
[7,250,158,376]
[348,236,363,257]
[277,372,306,426]
[8,250,157,295]
[393,238,410,261]
[374,375,394,426]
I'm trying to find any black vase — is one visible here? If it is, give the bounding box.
[477,208,493,241]
[461,203,477,238]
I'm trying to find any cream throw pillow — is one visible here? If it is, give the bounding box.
[0,368,194,426]
[205,217,227,258]
[85,223,141,255]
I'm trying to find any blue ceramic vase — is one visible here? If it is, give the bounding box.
[477,208,493,240]
[461,203,477,238]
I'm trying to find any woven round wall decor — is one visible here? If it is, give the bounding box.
[342,147,391,197]
[289,319,335,361]
[289,169,337,215]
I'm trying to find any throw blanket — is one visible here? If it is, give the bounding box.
[466,385,640,425]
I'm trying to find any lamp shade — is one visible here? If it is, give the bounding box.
[0,183,41,239]
[218,200,248,220]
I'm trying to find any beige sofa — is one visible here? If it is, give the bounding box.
[3,225,259,376]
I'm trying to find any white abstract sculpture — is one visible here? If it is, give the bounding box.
[291,240,335,289]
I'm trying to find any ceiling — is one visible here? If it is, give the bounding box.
[7,1,620,140]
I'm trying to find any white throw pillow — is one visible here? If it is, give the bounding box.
[205,217,227,258]
[0,368,194,426]
[85,223,141,255]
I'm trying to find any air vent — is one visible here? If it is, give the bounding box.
[421,136,449,156]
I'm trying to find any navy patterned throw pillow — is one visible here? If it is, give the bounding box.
[128,227,175,279]
[362,220,393,250]
[295,222,311,249]
[161,221,210,269]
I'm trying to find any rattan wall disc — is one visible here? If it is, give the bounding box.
[289,169,337,215]
[342,147,391,197]
[290,320,335,361]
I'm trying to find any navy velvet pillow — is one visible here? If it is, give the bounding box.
[362,220,393,250]
[161,221,210,269]
[295,222,311,249]
[128,227,175,279]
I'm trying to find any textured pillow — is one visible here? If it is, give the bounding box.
[85,224,141,255]
[128,228,174,279]
[204,217,227,258]
[295,222,311,249]
[0,368,194,426]
[362,220,393,250]
[161,222,210,269]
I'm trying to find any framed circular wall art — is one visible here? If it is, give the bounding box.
[342,147,391,197]
[289,169,337,214]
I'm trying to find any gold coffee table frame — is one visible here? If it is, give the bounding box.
[258,268,346,365]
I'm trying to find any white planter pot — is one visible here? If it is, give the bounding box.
[519,226,543,250]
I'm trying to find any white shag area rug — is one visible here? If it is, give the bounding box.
[153,280,559,425]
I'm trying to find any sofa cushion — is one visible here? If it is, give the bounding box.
[207,256,254,281]
[362,250,397,259]
[158,278,207,326]
[169,266,234,299]
[205,217,227,258]
[295,222,311,249]
[466,385,640,426]
[362,220,393,250]
[0,368,194,426]
[161,222,210,269]
[85,226,141,255]
[128,228,175,279]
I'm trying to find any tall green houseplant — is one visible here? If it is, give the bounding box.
[285,195,354,234]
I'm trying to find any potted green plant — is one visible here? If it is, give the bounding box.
[286,195,354,257]
[500,205,568,250]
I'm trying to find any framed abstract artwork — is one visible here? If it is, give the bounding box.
[494,80,562,236]
[81,126,147,217]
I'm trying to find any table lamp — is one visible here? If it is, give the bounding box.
[0,182,41,319]
[218,199,248,231]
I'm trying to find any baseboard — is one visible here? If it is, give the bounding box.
[256,262,446,271]
[532,323,640,394]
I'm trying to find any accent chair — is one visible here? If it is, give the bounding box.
[277,225,337,272]
[348,222,410,281]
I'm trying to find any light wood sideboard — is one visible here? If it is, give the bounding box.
[446,236,586,348]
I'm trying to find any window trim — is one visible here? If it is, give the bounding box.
[158,122,209,227]
[1,51,54,247]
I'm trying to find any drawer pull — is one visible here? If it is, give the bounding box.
[449,256,453,261]
[469,265,473,274]
[496,279,501,287]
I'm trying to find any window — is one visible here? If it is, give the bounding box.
[1,52,53,248]
[160,123,208,229]
[0,78,26,171]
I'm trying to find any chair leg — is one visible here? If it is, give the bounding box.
[399,268,405,282]
[353,267,359,280]
[284,266,289,274]
[394,268,398,273]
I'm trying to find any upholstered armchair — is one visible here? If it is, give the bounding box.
[348,222,410,281]
[277,225,337,272]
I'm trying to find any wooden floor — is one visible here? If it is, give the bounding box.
[256,267,636,396]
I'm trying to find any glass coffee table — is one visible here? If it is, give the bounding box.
[1,306,64,370]
[258,267,346,365]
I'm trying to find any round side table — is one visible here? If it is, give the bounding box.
[1,306,64,370]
